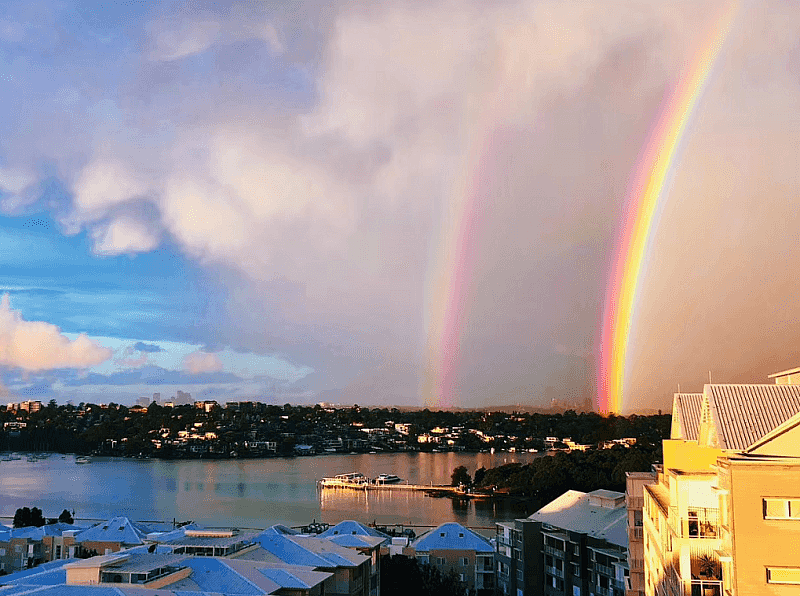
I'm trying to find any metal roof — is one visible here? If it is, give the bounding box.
[412,522,494,553]
[318,520,389,539]
[705,384,800,450]
[75,517,152,546]
[529,490,628,549]
[672,393,703,440]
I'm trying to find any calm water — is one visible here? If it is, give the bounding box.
[0,452,542,529]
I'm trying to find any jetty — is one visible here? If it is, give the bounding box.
[318,473,458,495]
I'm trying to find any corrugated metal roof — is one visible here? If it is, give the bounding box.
[674,393,703,440]
[706,384,800,450]
[412,523,493,553]
[318,520,389,539]
[75,517,151,546]
[176,559,264,595]
[0,559,75,585]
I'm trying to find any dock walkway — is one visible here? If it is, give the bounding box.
[318,479,458,493]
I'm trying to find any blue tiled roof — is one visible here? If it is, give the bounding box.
[75,517,151,545]
[318,520,389,539]
[179,558,263,595]
[412,522,493,553]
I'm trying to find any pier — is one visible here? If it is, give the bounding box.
[317,478,459,494]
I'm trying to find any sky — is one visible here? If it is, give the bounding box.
[0,0,798,412]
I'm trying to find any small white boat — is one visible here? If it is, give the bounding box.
[75,456,91,464]
[374,474,403,484]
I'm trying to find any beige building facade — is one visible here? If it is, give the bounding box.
[638,380,800,596]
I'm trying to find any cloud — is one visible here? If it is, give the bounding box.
[0,0,798,410]
[182,351,223,375]
[90,216,160,256]
[61,364,240,386]
[134,342,163,353]
[0,294,112,371]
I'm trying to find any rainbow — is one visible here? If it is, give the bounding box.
[598,2,739,414]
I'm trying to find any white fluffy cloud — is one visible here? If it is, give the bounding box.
[182,351,223,375]
[0,294,112,371]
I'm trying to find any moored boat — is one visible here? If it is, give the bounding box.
[373,474,403,484]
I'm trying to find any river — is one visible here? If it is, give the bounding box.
[0,451,543,530]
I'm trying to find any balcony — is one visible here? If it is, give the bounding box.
[545,565,565,579]
[544,545,565,557]
[690,579,722,596]
[669,507,719,539]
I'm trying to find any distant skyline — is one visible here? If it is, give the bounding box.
[0,0,798,411]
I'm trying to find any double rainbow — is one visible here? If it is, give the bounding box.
[598,2,739,413]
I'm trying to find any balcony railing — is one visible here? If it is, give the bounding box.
[690,579,722,596]
[595,585,612,596]
[669,507,719,539]
[544,545,564,557]
[630,527,643,539]
[545,565,564,579]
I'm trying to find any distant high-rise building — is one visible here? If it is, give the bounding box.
[152,392,160,404]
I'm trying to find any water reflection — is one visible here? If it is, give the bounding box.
[0,451,540,529]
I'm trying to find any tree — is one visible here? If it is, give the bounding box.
[13,506,45,528]
[58,509,74,524]
[474,467,486,485]
[451,465,471,487]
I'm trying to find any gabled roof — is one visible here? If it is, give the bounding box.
[74,516,152,545]
[703,384,800,450]
[411,522,493,553]
[528,490,627,549]
[671,393,703,440]
[318,520,389,539]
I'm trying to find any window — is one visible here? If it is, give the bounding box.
[460,574,466,581]
[55,545,61,559]
[571,563,580,577]
[459,532,464,538]
[0,548,5,556]
[763,498,800,519]
[517,569,523,582]
[461,557,469,566]
[767,567,800,584]
[437,557,446,565]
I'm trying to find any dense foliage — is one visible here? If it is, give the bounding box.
[472,442,660,511]
[381,555,467,596]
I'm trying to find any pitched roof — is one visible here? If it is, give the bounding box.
[411,522,493,553]
[74,516,152,546]
[252,527,367,568]
[704,384,800,450]
[318,520,389,539]
[528,490,628,548]
[671,393,703,440]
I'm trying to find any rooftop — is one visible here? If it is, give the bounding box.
[704,384,800,450]
[412,522,494,553]
[528,489,628,548]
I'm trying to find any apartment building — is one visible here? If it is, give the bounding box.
[640,381,800,596]
[405,522,495,596]
[496,489,628,596]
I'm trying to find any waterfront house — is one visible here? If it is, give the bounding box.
[406,521,495,596]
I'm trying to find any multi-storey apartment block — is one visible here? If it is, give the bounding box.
[497,489,628,596]
[640,380,800,596]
